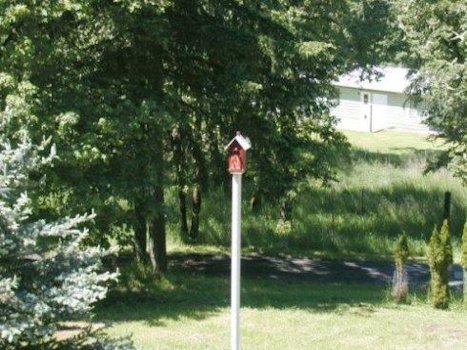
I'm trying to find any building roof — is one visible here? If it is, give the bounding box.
[334,67,412,94]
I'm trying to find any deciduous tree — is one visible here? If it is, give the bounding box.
[396,0,466,183]
[1,0,404,270]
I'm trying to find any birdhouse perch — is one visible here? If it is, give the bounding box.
[225,131,251,175]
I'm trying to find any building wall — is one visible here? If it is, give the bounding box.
[386,92,429,133]
[331,87,363,132]
[332,86,431,133]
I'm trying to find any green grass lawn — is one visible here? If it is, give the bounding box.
[99,268,467,350]
[343,130,441,152]
[166,130,467,261]
[290,130,466,260]
[99,130,467,349]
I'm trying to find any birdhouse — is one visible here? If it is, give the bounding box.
[225,131,251,174]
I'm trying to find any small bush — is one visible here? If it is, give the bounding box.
[462,221,467,269]
[392,233,409,303]
[427,220,453,309]
[394,233,409,270]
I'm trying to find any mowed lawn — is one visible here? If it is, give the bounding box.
[99,130,467,349]
[99,272,467,350]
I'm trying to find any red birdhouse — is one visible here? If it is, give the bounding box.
[225,132,251,174]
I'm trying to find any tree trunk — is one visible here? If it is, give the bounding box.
[147,124,167,273]
[172,125,190,242]
[392,264,408,303]
[133,201,148,263]
[250,190,262,213]
[222,162,231,195]
[206,127,229,194]
[188,127,206,241]
[133,39,166,272]
[279,200,292,223]
[191,133,208,191]
[189,185,202,240]
[148,184,167,273]
[178,188,189,242]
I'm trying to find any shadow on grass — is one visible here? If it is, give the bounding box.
[95,266,388,327]
[299,184,466,233]
[341,147,443,170]
[161,144,467,266]
[172,146,466,259]
[96,252,465,328]
[239,184,466,258]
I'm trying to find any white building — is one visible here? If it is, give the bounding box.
[331,67,431,133]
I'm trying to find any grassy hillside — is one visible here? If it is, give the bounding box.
[166,130,467,260]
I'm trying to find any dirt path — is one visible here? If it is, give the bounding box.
[170,254,464,288]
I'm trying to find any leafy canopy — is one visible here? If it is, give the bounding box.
[397,0,467,183]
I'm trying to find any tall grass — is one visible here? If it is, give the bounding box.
[166,131,467,260]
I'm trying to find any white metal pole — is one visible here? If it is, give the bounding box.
[231,173,242,350]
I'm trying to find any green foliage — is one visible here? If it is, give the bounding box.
[427,220,453,309]
[167,131,467,259]
[394,233,409,269]
[396,0,467,183]
[0,91,133,347]
[0,0,411,267]
[462,221,467,269]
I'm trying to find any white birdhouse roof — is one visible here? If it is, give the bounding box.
[225,133,251,151]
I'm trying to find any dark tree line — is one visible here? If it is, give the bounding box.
[1,0,401,272]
